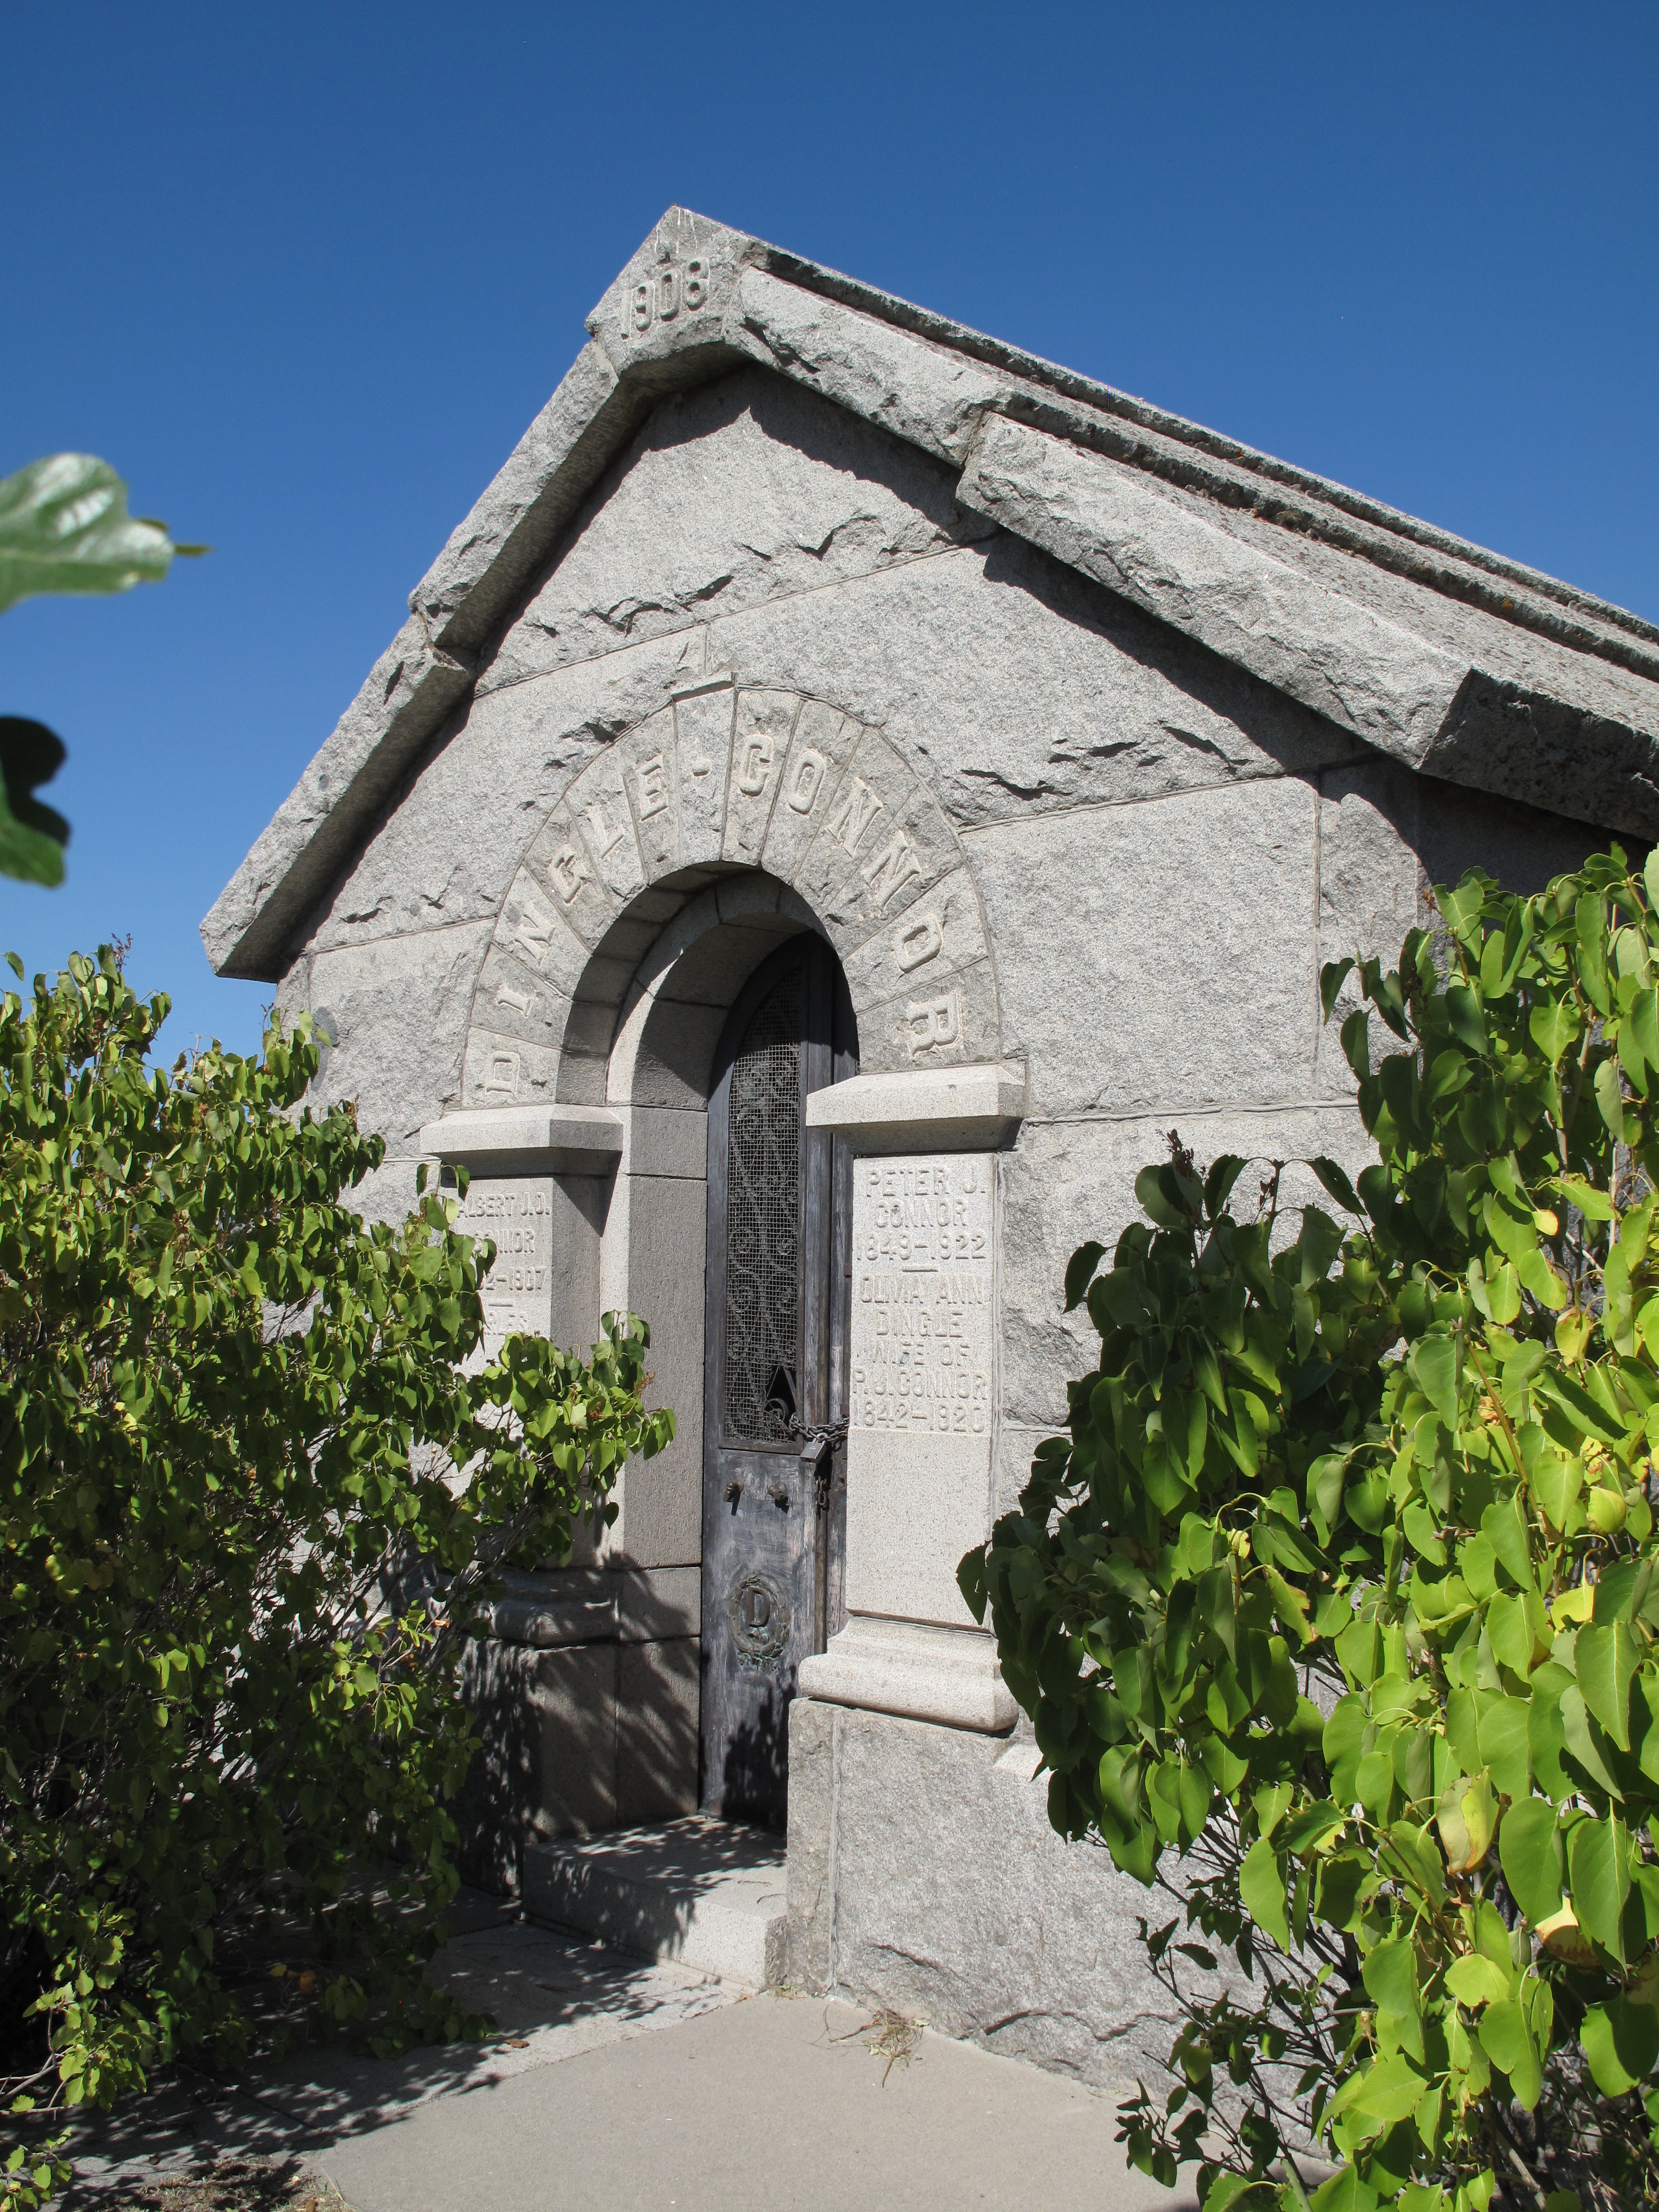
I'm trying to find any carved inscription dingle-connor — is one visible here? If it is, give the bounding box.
[785,745,826,814]
[906,989,962,1058]
[733,732,769,794]
[636,751,671,817]
[895,912,942,972]
[826,774,883,854]
[549,843,589,905]
[463,689,1000,1104]
[850,1158,992,1438]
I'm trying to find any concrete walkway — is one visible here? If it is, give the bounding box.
[64,1896,1197,2212]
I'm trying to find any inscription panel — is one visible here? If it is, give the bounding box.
[850,1156,992,1439]
[456,1176,557,1356]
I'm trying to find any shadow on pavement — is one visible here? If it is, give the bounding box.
[62,1902,735,2204]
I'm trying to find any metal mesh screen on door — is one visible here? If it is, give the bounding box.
[724,968,802,1445]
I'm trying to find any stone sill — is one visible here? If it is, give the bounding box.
[420,1103,624,1174]
[803,1063,1026,1154]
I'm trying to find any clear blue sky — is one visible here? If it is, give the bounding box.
[3,3,1655,1060]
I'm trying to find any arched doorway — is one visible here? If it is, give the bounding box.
[701,935,857,1827]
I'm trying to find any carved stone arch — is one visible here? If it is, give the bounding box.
[461,681,999,1109]
[601,874,824,1114]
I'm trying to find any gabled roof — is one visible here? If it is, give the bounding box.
[204,205,1659,981]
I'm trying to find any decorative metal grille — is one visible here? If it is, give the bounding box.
[724,968,802,1444]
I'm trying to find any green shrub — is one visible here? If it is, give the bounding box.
[1,949,672,2207]
[965,848,1659,2212]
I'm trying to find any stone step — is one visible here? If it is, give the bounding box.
[523,1815,788,1989]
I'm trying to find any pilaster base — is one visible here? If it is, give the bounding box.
[796,1615,1016,1733]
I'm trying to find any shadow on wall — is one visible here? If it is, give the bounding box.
[453,1631,700,1895]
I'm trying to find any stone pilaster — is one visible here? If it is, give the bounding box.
[797,1066,1024,1733]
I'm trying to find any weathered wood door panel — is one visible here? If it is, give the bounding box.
[701,937,855,1829]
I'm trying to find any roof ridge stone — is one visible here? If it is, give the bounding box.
[738,224,1659,669]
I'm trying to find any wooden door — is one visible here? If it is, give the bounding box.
[701,937,855,1828]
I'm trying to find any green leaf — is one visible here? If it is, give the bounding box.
[0,719,69,886]
[1516,1244,1571,1310]
[1536,1367,1626,1446]
[1345,2052,1429,2124]
[1499,1798,1565,1924]
[1254,1781,1294,1838]
[1063,1242,1105,1312]
[1198,1736,1249,1794]
[1480,1495,1532,1589]
[1569,1816,1631,1962]
[1204,1155,1246,1218]
[1582,1996,1659,2095]
[1264,1563,1314,1647]
[1310,1156,1362,1214]
[1635,986,1659,1073]
[0,453,177,615]
[1190,1338,1228,1418]
[1446,1952,1509,2006]
[1409,1336,1460,1428]
[1436,1771,1497,1872]
[1380,1822,1451,1911]
[1475,1696,1530,1802]
[1577,1620,1639,1753]
[1239,1835,1290,1952]
[1529,998,1581,1064]
[1439,876,1488,939]
[1320,958,1356,1021]
[1341,1008,1371,1081]
[1199,2175,1255,2212]
[1596,1054,1628,1139]
[1309,2169,1378,2212]
[1282,1798,1347,1854]
[1220,1390,1260,1479]
[1478,1998,1541,2108]
[1550,1173,1615,1223]
[1135,1165,1191,1230]
[1486,1588,1541,1676]
[1482,1261,1522,1325]
[957,1546,988,1623]
[1560,1685,1622,1797]
[1362,1936,1419,2018]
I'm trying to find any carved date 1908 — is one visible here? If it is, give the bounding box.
[627,256,710,335]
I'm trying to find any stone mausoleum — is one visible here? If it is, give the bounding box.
[205,209,1659,2082]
